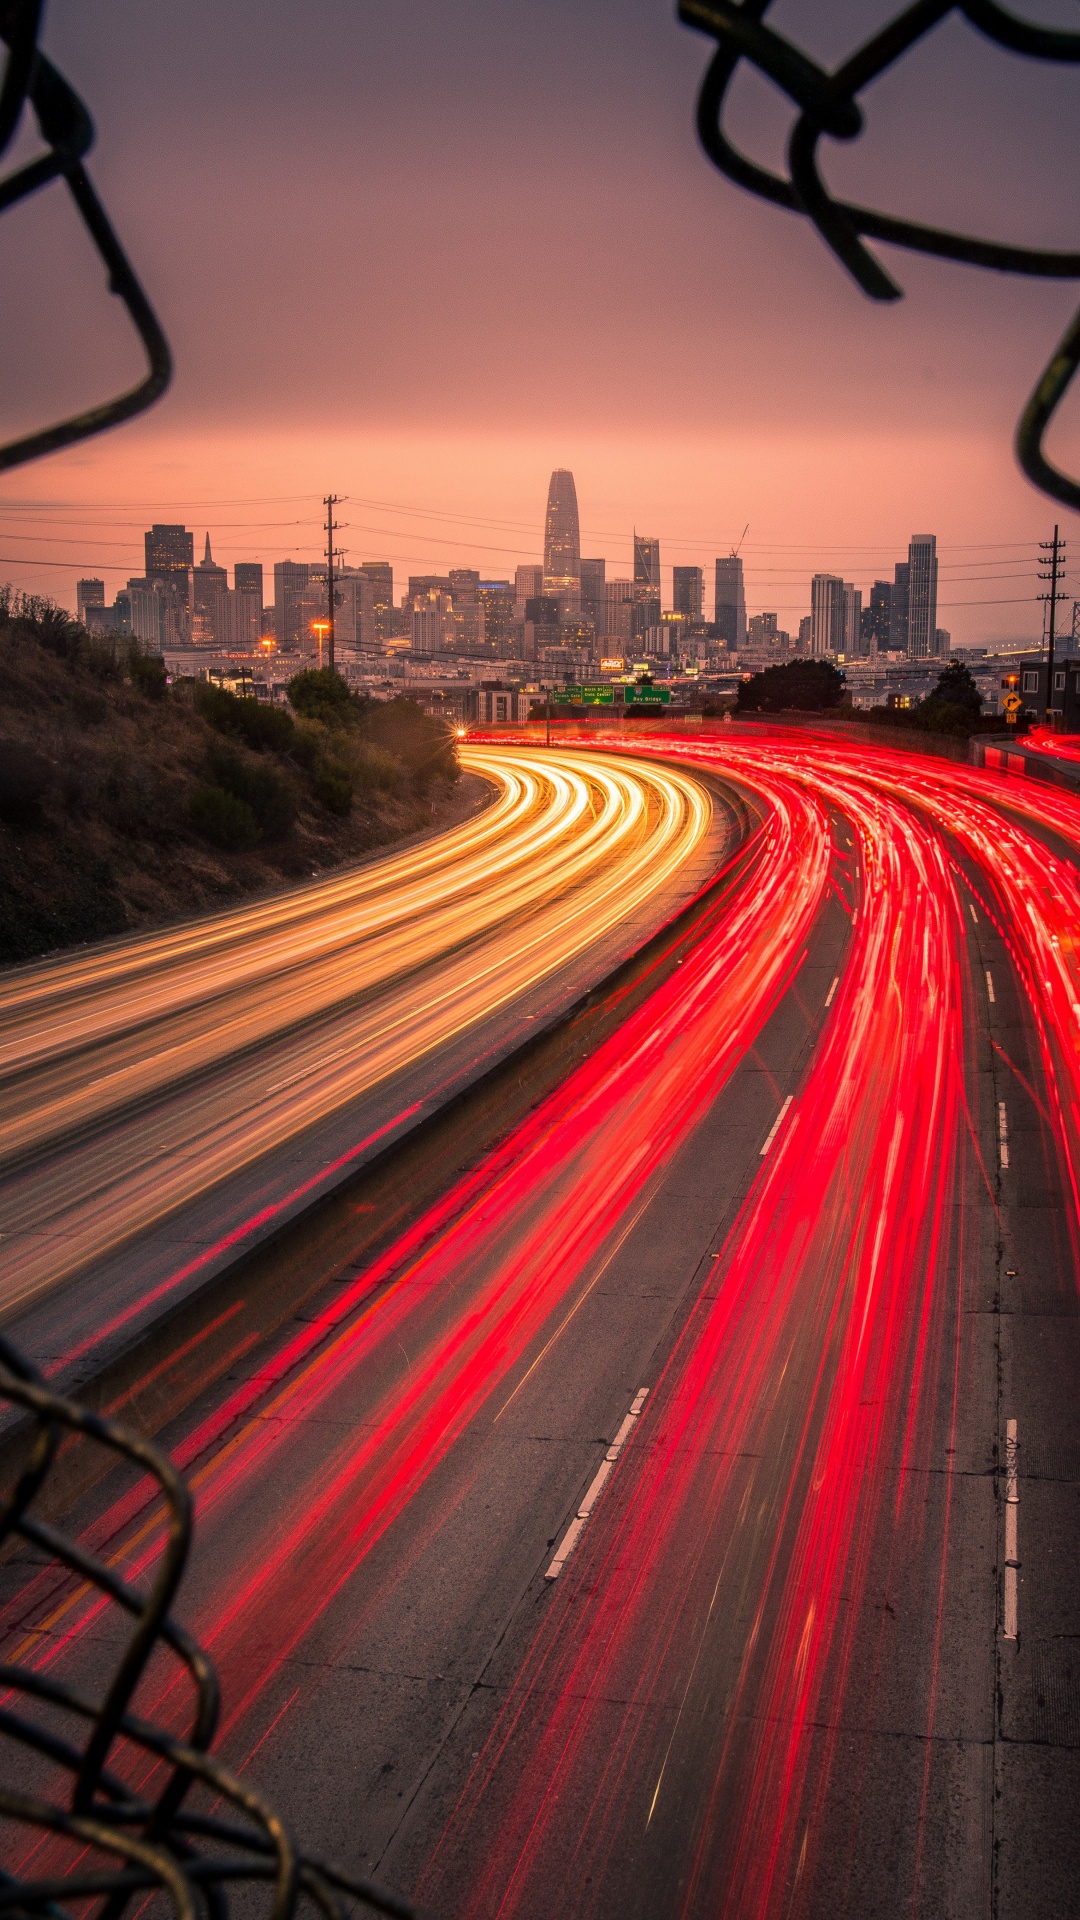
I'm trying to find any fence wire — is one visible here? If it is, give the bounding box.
[679,0,1080,512]
[0,1,170,473]
[0,1334,419,1920]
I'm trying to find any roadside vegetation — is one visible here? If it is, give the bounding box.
[0,592,460,965]
[731,657,996,738]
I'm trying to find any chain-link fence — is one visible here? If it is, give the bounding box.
[0,1,170,473]
[0,1334,418,1920]
[679,0,1080,511]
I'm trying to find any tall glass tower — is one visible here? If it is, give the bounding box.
[543,470,581,609]
[906,535,938,658]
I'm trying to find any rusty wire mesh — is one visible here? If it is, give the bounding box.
[0,1334,418,1920]
[679,0,1080,511]
[0,1,171,472]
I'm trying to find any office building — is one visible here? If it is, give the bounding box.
[514,564,543,622]
[233,562,263,605]
[811,573,846,655]
[798,615,812,652]
[274,560,312,651]
[673,566,704,622]
[543,470,581,609]
[747,611,789,651]
[633,534,661,639]
[224,586,262,650]
[714,555,746,649]
[603,579,634,645]
[125,577,164,649]
[477,581,515,658]
[144,524,194,645]
[861,580,892,656]
[145,524,194,586]
[906,534,939,659]
[580,558,606,634]
[449,568,482,652]
[890,562,910,653]
[842,583,862,656]
[77,579,105,624]
[358,562,394,647]
[408,573,452,602]
[192,535,228,645]
[936,628,951,656]
[523,595,561,663]
[411,590,455,656]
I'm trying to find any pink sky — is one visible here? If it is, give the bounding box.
[1,1,1078,644]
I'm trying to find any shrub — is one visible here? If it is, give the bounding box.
[206,741,296,841]
[195,682,296,751]
[287,667,356,727]
[353,744,400,793]
[0,741,51,823]
[129,651,168,701]
[365,698,458,789]
[189,785,261,852]
[737,660,846,713]
[313,760,354,816]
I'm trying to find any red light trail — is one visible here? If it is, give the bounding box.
[5,728,1080,1917]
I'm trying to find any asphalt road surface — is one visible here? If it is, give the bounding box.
[2,729,1077,1920]
[0,745,715,1353]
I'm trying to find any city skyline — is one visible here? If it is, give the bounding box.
[0,5,1072,650]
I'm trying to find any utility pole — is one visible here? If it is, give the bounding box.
[323,494,345,673]
[1038,526,1067,726]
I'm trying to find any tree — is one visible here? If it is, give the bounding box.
[736,658,846,713]
[286,667,358,726]
[929,661,982,715]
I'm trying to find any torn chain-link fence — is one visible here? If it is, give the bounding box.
[679,0,1080,512]
[0,1334,419,1920]
[0,1,170,473]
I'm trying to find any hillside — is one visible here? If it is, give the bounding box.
[0,592,463,966]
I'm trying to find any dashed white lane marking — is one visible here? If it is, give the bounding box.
[760,1094,794,1157]
[986,970,996,1004]
[1004,1417,1019,1641]
[546,1387,649,1580]
[999,1101,1010,1169]
[825,976,839,1008]
[970,904,978,925]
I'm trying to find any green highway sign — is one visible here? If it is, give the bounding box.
[624,683,671,705]
[552,684,615,705]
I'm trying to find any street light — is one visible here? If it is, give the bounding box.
[311,620,329,671]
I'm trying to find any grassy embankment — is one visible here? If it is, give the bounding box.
[0,591,460,965]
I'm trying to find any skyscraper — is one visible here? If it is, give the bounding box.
[477,581,515,657]
[449,568,481,652]
[543,470,581,609]
[890,562,910,653]
[811,574,845,655]
[714,555,746,649]
[234,562,263,605]
[673,566,704,622]
[580,558,606,634]
[906,535,939,659]
[603,580,634,645]
[192,535,228,646]
[274,560,312,651]
[842,583,862,656]
[862,580,892,656]
[634,534,661,638]
[77,579,105,623]
[514,565,543,622]
[358,562,394,647]
[145,524,193,645]
[145,524,193,584]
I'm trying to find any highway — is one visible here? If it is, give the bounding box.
[2,729,1078,1919]
[0,745,713,1348]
